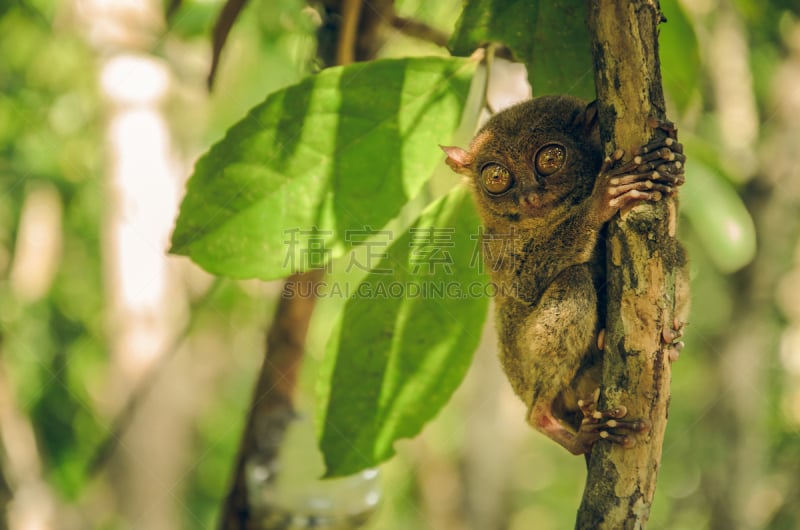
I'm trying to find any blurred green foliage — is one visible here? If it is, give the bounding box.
[0,0,105,496]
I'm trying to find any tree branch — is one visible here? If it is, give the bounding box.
[390,15,449,48]
[219,270,325,530]
[576,1,682,527]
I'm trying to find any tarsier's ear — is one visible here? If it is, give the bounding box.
[440,145,473,176]
[580,100,601,145]
[579,100,599,132]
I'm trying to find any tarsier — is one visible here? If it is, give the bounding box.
[443,95,688,455]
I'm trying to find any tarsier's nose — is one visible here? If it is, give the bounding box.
[521,192,542,210]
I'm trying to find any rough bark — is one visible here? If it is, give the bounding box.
[576,1,680,528]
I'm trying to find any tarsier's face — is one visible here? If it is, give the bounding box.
[444,96,602,223]
[472,133,584,220]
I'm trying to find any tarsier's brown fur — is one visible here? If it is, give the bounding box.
[444,95,688,454]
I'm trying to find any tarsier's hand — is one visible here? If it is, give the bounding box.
[591,120,686,224]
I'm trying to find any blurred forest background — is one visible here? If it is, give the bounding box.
[1,0,800,529]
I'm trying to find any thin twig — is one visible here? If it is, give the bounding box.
[208,0,249,90]
[336,0,362,66]
[389,15,449,48]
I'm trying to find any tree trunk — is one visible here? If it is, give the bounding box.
[576,1,682,528]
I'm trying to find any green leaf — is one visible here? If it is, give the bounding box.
[449,0,593,99]
[660,0,701,113]
[681,159,756,273]
[170,57,476,280]
[316,185,490,477]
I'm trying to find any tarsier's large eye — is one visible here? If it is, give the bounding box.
[480,164,514,195]
[535,144,566,176]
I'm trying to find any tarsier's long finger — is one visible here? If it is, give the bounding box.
[600,127,684,179]
[608,180,675,198]
[609,167,684,187]
[605,135,683,162]
[603,152,685,181]
[633,146,686,166]
[605,165,685,187]
[609,189,663,209]
[650,162,685,181]
[632,160,686,179]
[601,147,686,175]
[638,135,684,154]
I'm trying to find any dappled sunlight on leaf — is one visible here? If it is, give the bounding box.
[171,57,477,280]
[316,186,490,477]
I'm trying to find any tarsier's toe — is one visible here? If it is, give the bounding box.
[597,430,632,447]
[667,343,684,362]
[576,394,651,451]
[662,319,687,363]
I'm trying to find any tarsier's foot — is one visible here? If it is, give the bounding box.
[574,390,651,453]
[662,318,686,362]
